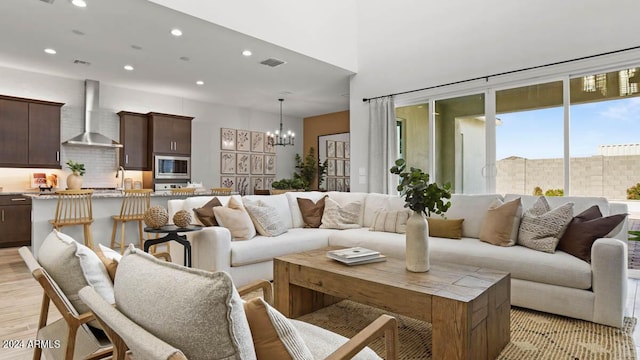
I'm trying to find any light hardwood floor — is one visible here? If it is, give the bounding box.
[1,247,639,359]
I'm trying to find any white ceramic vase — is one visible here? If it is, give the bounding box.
[66,173,83,190]
[405,210,430,272]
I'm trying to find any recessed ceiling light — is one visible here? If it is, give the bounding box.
[123,64,134,71]
[44,48,57,55]
[196,81,204,86]
[71,0,87,8]
[171,28,183,37]
[242,50,252,57]
[131,45,143,50]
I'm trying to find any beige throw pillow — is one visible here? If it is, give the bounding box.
[479,198,522,246]
[319,198,361,229]
[114,248,256,360]
[369,209,411,233]
[517,196,574,253]
[243,199,288,237]
[96,243,122,282]
[244,297,314,359]
[213,197,256,240]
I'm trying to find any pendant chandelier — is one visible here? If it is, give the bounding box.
[267,98,295,147]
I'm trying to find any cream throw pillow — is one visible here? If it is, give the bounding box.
[213,197,256,240]
[369,209,411,233]
[518,196,574,253]
[479,198,522,246]
[319,198,361,229]
[38,230,114,328]
[243,199,288,237]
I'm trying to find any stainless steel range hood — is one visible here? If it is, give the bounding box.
[63,80,123,148]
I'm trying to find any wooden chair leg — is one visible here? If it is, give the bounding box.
[120,222,126,254]
[137,221,144,250]
[84,224,94,250]
[33,292,50,360]
[110,220,118,250]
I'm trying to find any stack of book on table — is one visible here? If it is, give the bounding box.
[326,247,386,265]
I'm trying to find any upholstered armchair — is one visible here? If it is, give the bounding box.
[78,247,399,360]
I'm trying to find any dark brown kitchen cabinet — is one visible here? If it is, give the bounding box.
[0,195,32,248]
[148,112,193,155]
[118,111,149,170]
[0,95,63,168]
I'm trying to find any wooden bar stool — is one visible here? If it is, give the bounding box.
[110,189,154,254]
[210,187,233,195]
[171,188,196,196]
[50,189,95,249]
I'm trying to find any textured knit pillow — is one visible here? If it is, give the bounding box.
[296,196,327,228]
[193,197,223,226]
[427,218,464,239]
[243,199,288,237]
[479,198,522,246]
[38,230,114,326]
[244,297,314,360]
[213,197,256,240]
[114,248,255,360]
[96,244,122,282]
[557,205,627,263]
[319,198,362,230]
[369,209,411,233]
[517,196,574,253]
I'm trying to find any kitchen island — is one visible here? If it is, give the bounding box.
[27,190,209,257]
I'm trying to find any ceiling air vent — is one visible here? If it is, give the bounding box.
[260,58,286,68]
[73,59,91,66]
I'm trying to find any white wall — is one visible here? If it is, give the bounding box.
[148,0,358,72]
[350,0,640,192]
[0,66,302,192]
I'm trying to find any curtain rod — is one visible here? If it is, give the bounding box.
[362,45,640,102]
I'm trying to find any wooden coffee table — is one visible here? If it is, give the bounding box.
[274,248,510,360]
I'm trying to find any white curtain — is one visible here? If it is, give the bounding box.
[368,96,398,194]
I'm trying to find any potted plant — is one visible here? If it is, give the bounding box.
[270,178,305,194]
[390,158,451,272]
[66,160,85,190]
[293,147,326,190]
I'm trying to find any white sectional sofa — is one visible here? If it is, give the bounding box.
[167,191,629,327]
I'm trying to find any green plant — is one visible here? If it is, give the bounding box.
[533,186,543,196]
[389,158,452,217]
[629,230,640,241]
[66,160,85,176]
[627,183,640,200]
[271,178,305,190]
[294,147,323,190]
[544,188,564,196]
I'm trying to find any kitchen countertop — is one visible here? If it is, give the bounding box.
[18,189,211,199]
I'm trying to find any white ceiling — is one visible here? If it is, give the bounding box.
[0,0,354,118]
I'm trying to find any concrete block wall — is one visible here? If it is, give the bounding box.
[497,155,640,200]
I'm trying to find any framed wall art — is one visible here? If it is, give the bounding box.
[264,136,275,153]
[236,153,250,174]
[251,131,265,152]
[236,176,250,195]
[264,155,276,175]
[327,159,336,176]
[344,142,350,158]
[335,159,344,177]
[251,154,264,174]
[251,177,264,192]
[220,176,235,189]
[326,140,335,158]
[264,177,275,190]
[336,178,344,192]
[221,128,236,150]
[336,141,344,158]
[326,177,336,191]
[236,130,250,151]
[221,152,236,174]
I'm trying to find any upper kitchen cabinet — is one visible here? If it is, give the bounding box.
[118,111,149,170]
[148,112,193,155]
[0,95,63,168]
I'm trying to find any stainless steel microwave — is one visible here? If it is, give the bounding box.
[154,155,191,179]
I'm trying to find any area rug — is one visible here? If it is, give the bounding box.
[295,300,637,360]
